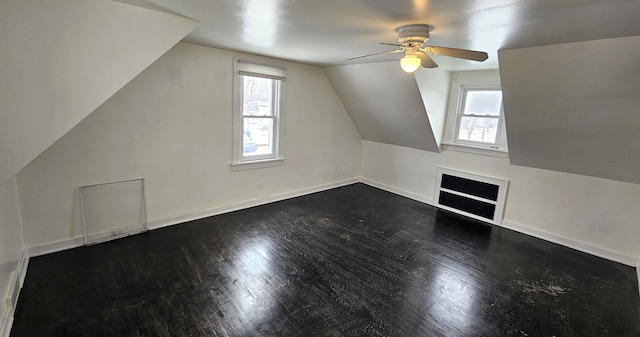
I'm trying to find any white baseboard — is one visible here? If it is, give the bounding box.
[359,178,434,205]
[85,227,148,246]
[502,220,637,267]
[0,284,13,337]
[636,261,640,296]
[26,236,86,258]
[149,178,359,230]
[16,251,28,290]
[0,271,15,337]
[0,250,29,337]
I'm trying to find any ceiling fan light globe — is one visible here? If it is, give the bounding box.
[400,55,421,73]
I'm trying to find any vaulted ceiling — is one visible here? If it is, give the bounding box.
[142,0,640,184]
[2,0,640,186]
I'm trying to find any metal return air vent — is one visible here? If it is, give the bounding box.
[434,167,509,225]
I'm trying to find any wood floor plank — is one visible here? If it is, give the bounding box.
[10,183,640,336]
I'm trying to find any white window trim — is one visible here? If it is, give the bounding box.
[454,85,503,148]
[442,70,508,157]
[231,59,286,171]
[231,158,285,172]
[440,142,509,158]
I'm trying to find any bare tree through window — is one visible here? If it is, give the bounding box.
[456,89,502,145]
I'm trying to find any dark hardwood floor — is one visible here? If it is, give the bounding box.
[11,183,640,336]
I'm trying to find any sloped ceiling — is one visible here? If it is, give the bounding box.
[324,62,440,152]
[3,0,640,186]
[0,0,199,186]
[499,35,640,184]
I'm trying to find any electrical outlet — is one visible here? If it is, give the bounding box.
[258,181,264,190]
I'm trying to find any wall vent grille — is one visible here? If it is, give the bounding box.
[434,167,509,225]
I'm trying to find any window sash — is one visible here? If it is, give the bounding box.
[460,89,502,117]
[239,78,280,161]
[233,59,286,166]
[455,116,501,146]
[454,87,503,147]
[241,76,275,117]
[241,115,277,160]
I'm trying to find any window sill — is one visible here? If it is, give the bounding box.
[441,142,508,158]
[231,158,284,171]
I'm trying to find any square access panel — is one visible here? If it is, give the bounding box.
[80,178,148,245]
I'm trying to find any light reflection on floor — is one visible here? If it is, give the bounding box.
[229,236,275,324]
[427,263,477,332]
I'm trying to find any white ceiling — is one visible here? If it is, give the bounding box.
[139,0,640,70]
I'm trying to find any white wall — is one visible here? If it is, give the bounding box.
[361,141,640,264]
[0,0,198,186]
[0,177,25,335]
[17,42,362,247]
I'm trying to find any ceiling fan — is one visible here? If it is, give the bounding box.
[348,24,488,73]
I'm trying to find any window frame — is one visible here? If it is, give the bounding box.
[232,59,286,171]
[453,85,504,148]
[442,70,508,158]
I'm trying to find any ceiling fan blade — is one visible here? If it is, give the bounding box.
[347,49,403,61]
[380,42,402,47]
[422,46,488,62]
[417,52,438,68]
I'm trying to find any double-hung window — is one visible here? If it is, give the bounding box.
[455,87,503,147]
[443,70,508,157]
[232,60,286,171]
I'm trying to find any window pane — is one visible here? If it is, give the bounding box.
[242,76,273,116]
[457,117,499,144]
[463,90,502,116]
[243,118,273,156]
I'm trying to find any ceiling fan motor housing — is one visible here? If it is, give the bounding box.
[396,24,433,46]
